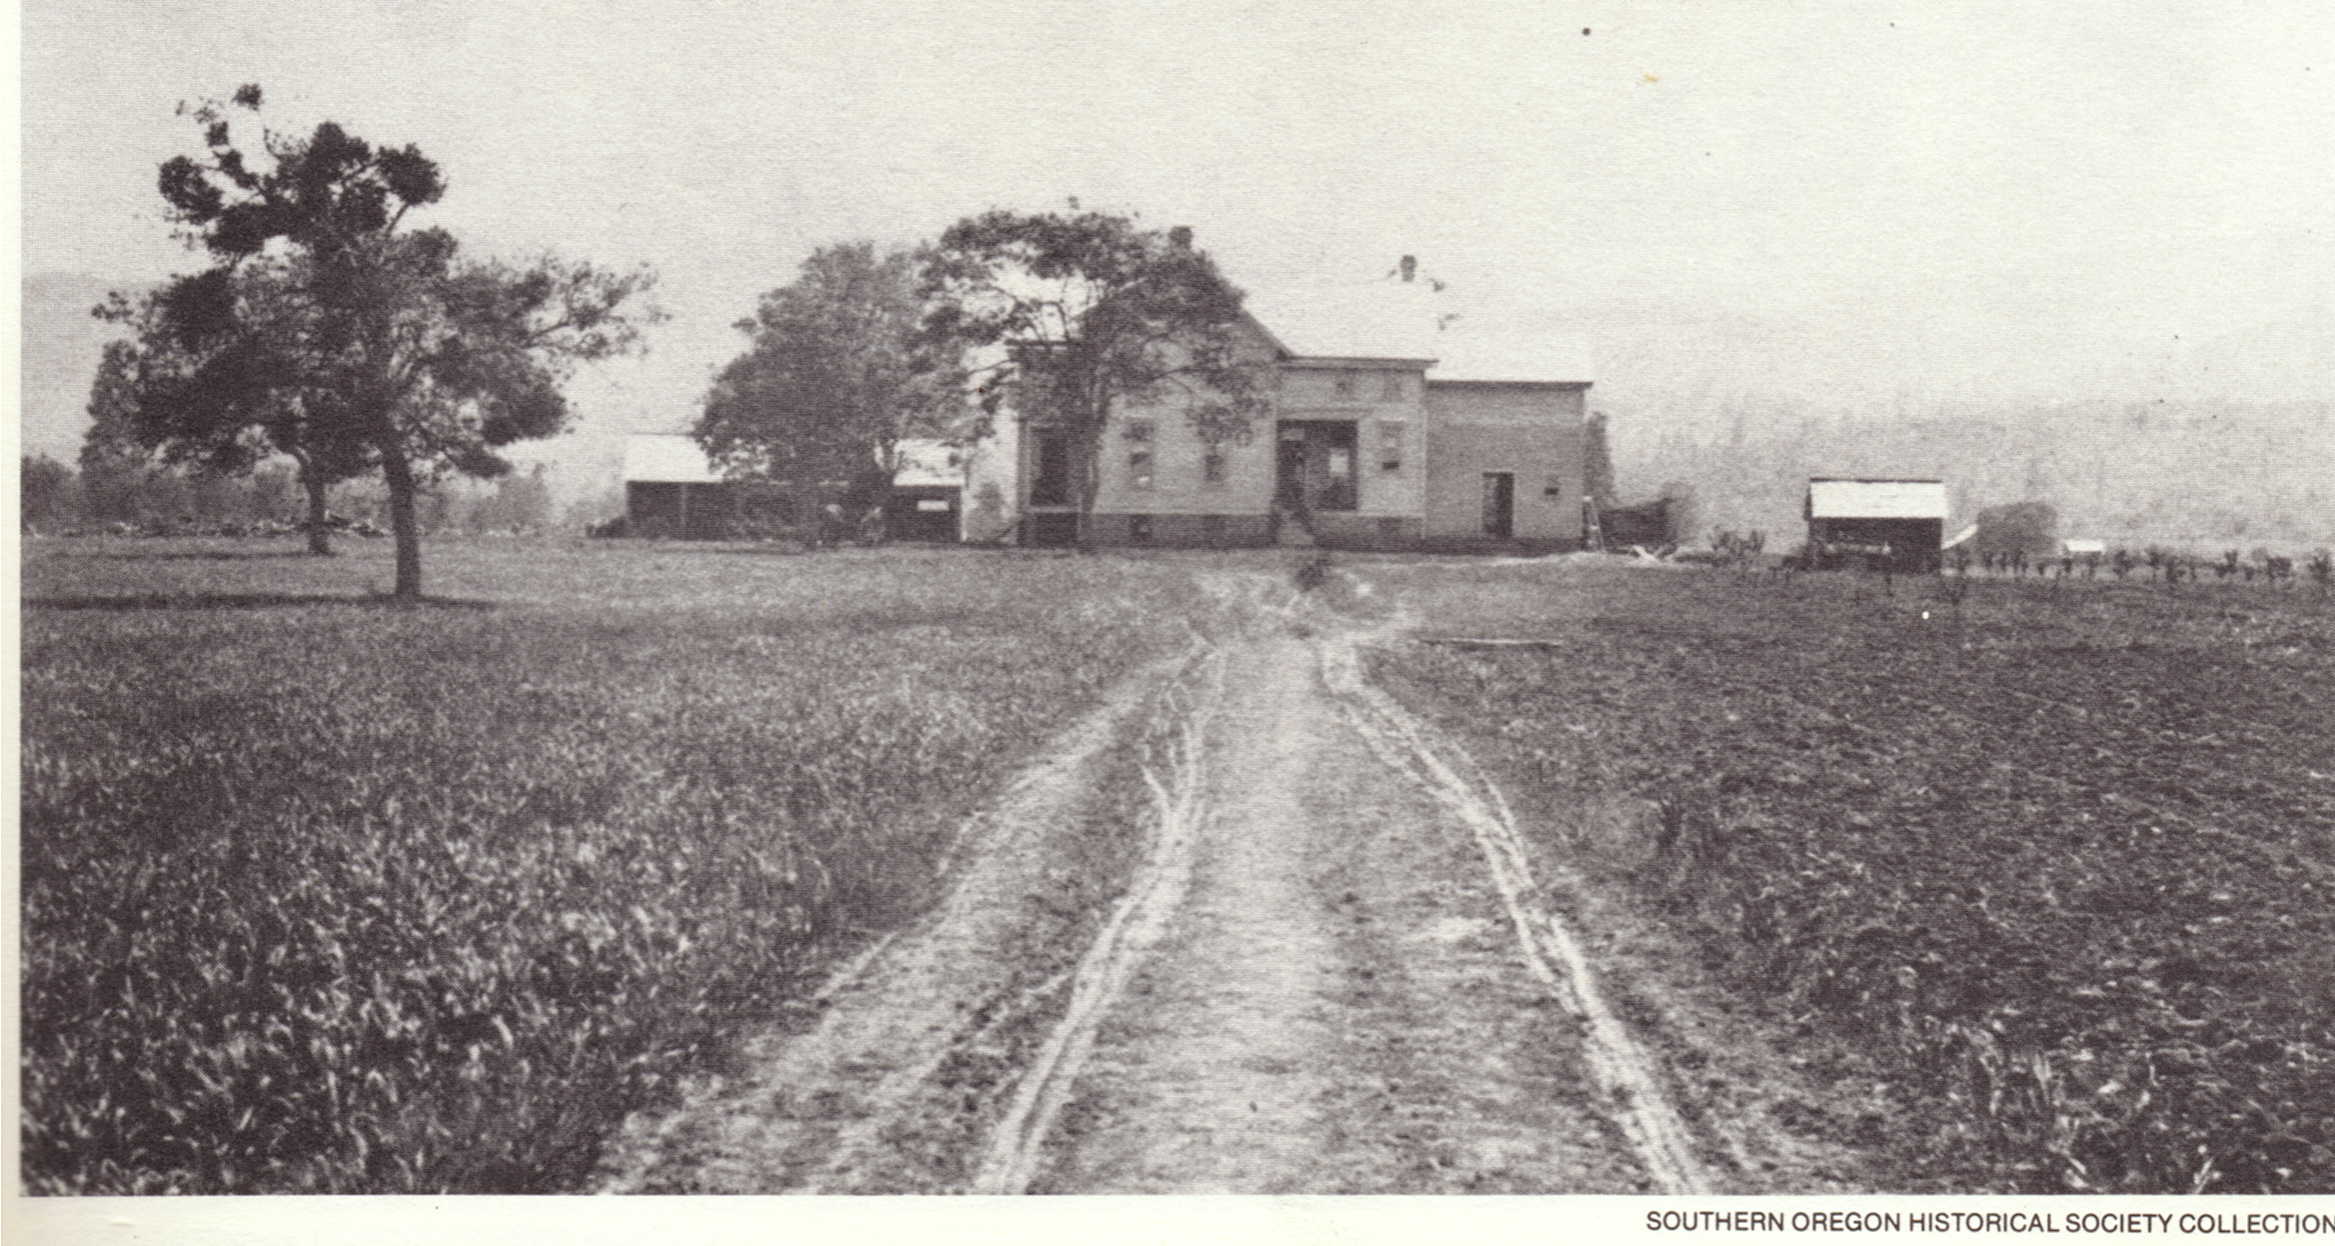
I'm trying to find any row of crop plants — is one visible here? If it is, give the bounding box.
[20,552,1206,1193]
[1369,566,2335,1193]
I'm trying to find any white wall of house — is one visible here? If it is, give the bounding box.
[1422,382,1588,541]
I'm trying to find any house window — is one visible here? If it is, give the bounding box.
[1379,421,1405,472]
[1331,373,1357,400]
[1544,476,1564,498]
[1128,447,1154,490]
[1201,446,1226,485]
[1380,373,1405,401]
[1124,419,1154,443]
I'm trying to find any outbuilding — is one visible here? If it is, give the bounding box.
[622,434,737,539]
[1804,477,1948,572]
[622,433,964,540]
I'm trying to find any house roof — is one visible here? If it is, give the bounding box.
[624,433,964,487]
[1807,478,1949,520]
[1428,322,1596,384]
[1242,282,1442,362]
[622,434,722,484]
[1240,279,1594,382]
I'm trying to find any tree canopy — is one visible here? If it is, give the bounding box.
[91,258,372,551]
[696,241,960,498]
[114,84,659,596]
[922,208,1267,541]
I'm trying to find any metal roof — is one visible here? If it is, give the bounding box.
[1806,478,1949,520]
[624,433,963,487]
[622,434,722,484]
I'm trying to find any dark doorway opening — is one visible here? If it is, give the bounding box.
[1030,429,1075,507]
[1277,422,1359,513]
[1481,472,1515,538]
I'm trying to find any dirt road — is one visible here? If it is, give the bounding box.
[602,574,1884,1194]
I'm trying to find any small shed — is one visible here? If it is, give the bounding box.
[623,434,735,539]
[1804,477,1948,572]
[883,439,965,542]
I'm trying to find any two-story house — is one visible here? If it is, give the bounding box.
[959,256,1593,551]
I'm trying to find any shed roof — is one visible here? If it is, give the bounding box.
[892,438,964,489]
[622,434,721,484]
[1807,478,1949,520]
[625,433,965,487]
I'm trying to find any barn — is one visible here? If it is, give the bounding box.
[622,434,739,539]
[1804,477,1948,573]
[622,433,963,540]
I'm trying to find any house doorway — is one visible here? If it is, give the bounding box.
[1276,422,1359,514]
[1030,429,1076,507]
[1481,472,1515,538]
[1276,432,1306,508]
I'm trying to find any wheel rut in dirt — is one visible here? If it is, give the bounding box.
[1014,634,1648,1193]
[597,645,1213,1194]
[601,567,1882,1194]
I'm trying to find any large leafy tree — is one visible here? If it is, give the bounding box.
[696,242,960,503]
[21,455,78,533]
[91,260,370,552]
[922,208,1266,545]
[136,84,658,597]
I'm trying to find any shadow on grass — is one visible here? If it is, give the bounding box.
[25,592,497,612]
[66,549,326,562]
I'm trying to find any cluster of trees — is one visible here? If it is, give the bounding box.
[90,88,1283,576]
[24,451,559,540]
[696,210,1268,546]
[86,85,659,594]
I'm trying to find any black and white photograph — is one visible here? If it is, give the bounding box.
[14,0,2335,1233]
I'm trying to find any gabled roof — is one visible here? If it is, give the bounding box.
[622,433,721,484]
[1807,478,1949,520]
[1241,282,1442,362]
[1239,278,1594,383]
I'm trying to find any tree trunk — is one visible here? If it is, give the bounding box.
[303,471,333,555]
[378,442,424,600]
[1074,406,1106,553]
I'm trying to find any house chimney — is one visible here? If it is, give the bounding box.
[1168,225,1193,250]
[1399,254,1417,283]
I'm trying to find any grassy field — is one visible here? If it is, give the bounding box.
[19,537,1214,1193]
[1365,558,2335,1192]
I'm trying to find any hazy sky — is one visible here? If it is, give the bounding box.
[17,1,2334,468]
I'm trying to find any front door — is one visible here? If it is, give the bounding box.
[1276,432,1307,508]
[1481,472,1515,538]
[1030,430,1074,507]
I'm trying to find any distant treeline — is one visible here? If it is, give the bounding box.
[1612,397,2334,552]
[20,453,577,537]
